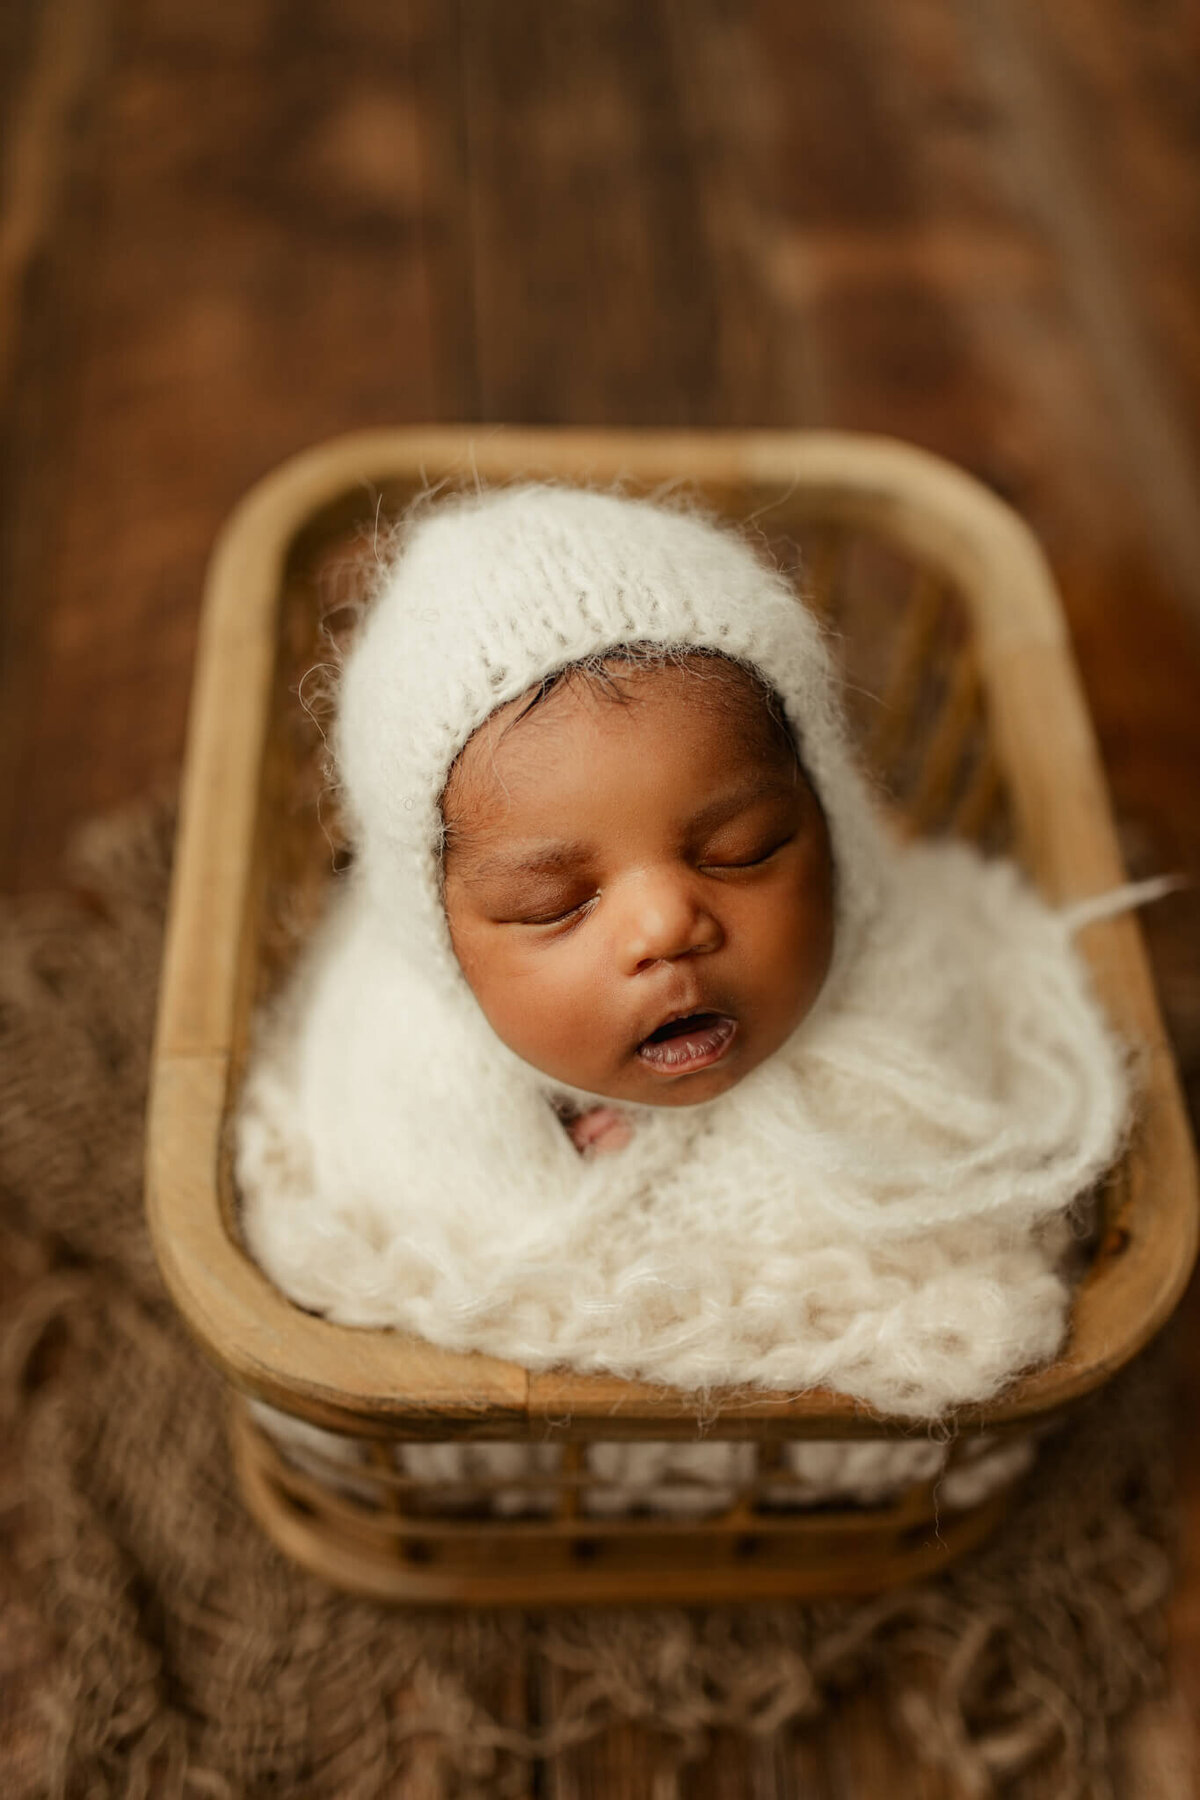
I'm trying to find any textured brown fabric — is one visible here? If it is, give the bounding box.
[0,800,1177,1798]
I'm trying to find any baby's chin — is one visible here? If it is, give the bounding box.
[532,1022,756,1110]
[617,1064,748,1108]
[546,1068,748,1111]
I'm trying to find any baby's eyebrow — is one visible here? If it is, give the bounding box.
[686,774,803,835]
[457,840,592,889]
[453,779,804,889]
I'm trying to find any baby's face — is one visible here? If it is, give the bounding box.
[441,657,835,1107]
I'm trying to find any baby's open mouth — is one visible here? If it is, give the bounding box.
[636,1011,738,1075]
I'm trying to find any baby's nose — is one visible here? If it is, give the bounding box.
[619,874,724,974]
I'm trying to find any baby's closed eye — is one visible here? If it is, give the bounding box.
[699,830,796,872]
[495,886,598,927]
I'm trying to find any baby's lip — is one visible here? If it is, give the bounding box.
[634,1009,739,1078]
[636,996,714,1044]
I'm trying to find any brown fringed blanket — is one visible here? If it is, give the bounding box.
[0,800,1177,1798]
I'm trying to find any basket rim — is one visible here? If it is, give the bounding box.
[145,425,1199,1437]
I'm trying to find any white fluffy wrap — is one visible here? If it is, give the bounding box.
[237,485,1129,1419]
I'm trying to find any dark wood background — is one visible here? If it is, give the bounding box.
[3,1,1200,1792]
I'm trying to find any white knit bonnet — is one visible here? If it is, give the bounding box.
[336,484,887,1002]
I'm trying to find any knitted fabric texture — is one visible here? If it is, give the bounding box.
[237,485,1129,1418]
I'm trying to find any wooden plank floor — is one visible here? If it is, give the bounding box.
[2,2,1199,1793]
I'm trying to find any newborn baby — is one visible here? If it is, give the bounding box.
[238,483,1128,1422]
[441,646,835,1157]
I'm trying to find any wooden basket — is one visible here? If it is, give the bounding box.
[146,428,1198,1605]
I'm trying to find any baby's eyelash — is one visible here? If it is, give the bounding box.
[518,895,598,928]
[701,834,795,872]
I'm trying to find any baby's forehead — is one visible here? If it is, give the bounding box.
[441,652,800,843]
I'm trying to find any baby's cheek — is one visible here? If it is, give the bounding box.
[727,883,834,1059]
[476,943,596,1065]
[517,966,600,1065]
